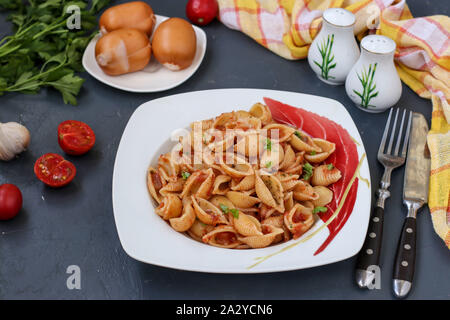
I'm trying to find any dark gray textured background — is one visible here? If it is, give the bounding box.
[1,0,449,299]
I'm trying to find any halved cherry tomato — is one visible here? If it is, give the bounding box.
[0,184,22,220]
[34,153,76,188]
[58,120,95,156]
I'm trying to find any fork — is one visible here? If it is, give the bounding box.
[355,108,412,289]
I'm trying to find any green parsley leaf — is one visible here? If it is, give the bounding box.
[230,208,239,219]
[265,161,272,168]
[313,206,328,214]
[310,150,317,155]
[294,131,302,139]
[219,204,229,214]
[327,164,334,170]
[264,138,272,151]
[302,163,313,180]
[181,171,191,180]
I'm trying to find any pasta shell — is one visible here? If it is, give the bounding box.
[159,179,184,196]
[289,131,322,153]
[293,180,319,201]
[229,117,262,130]
[188,219,214,242]
[283,152,305,175]
[262,215,288,244]
[230,175,255,191]
[259,143,284,173]
[238,224,284,248]
[169,198,196,232]
[190,118,214,131]
[209,195,235,210]
[155,194,182,220]
[249,103,272,126]
[212,175,231,195]
[263,123,295,143]
[202,225,241,249]
[284,191,295,212]
[284,203,315,239]
[213,112,236,130]
[255,173,284,213]
[234,131,260,159]
[232,213,262,236]
[302,200,315,210]
[158,153,179,181]
[280,144,296,170]
[147,166,163,204]
[312,186,334,207]
[280,178,301,192]
[226,191,261,208]
[219,154,254,179]
[191,196,228,226]
[259,203,277,220]
[304,138,336,163]
[311,164,342,186]
[180,168,215,199]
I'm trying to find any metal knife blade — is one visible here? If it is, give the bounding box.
[403,112,431,205]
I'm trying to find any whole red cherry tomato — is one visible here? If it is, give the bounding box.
[0,184,23,220]
[186,0,218,26]
[58,120,95,156]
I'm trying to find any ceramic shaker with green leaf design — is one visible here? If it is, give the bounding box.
[307,8,359,85]
[345,35,402,113]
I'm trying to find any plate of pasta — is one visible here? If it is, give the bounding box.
[112,89,371,273]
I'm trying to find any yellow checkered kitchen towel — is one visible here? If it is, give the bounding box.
[218,0,450,248]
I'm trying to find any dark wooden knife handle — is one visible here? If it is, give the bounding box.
[393,217,416,286]
[356,206,384,271]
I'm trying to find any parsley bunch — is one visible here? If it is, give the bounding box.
[0,0,110,105]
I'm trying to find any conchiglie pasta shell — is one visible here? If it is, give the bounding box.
[180,169,214,199]
[232,213,262,236]
[190,118,214,131]
[284,191,295,211]
[280,178,301,192]
[188,219,214,242]
[219,154,254,179]
[284,203,315,239]
[234,132,260,159]
[212,175,231,195]
[169,199,196,232]
[293,180,319,201]
[304,139,336,163]
[249,103,272,126]
[255,173,285,213]
[147,166,162,204]
[263,123,295,143]
[311,165,342,186]
[202,225,241,248]
[289,132,322,153]
[213,112,236,130]
[238,224,284,248]
[312,186,334,207]
[159,179,184,196]
[158,153,179,181]
[209,195,235,210]
[280,144,296,170]
[259,143,284,173]
[155,194,182,220]
[226,191,261,208]
[191,196,228,226]
[230,175,255,191]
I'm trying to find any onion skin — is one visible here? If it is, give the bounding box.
[95,28,151,76]
[152,18,197,71]
[99,1,156,36]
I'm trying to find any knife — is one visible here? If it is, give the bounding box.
[392,112,430,298]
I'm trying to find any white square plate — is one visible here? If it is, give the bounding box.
[82,15,206,92]
[112,89,371,273]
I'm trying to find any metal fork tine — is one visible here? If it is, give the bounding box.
[378,108,393,155]
[394,109,406,156]
[401,111,413,157]
[387,108,400,155]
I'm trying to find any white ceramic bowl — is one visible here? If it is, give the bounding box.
[112,89,371,273]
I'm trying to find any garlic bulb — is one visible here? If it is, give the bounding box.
[0,122,31,161]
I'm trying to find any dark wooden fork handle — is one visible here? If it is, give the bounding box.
[355,206,384,288]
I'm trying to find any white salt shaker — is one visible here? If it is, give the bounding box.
[345,35,402,113]
[307,8,359,85]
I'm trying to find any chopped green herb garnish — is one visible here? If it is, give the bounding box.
[265,161,272,168]
[302,163,313,180]
[313,206,328,214]
[327,163,334,170]
[219,204,229,214]
[230,208,239,219]
[294,131,302,139]
[310,150,317,155]
[264,138,272,151]
[181,171,191,180]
